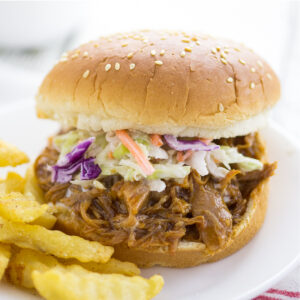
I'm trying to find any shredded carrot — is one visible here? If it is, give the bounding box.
[107,151,113,159]
[150,134,163,147]
[115,130,155,175]
[213,157,220,164]
[177,150,193,162]
[199,138,213,145]
[177,152,184,162]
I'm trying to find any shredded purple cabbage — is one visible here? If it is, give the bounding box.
[52,138,101,183]
[52,161,82,183]
[57,137,94,166]
[164,135,219,152]
[80,158,101,180]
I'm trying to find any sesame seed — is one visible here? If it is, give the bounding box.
[226,77,233,83]
[180,51,186,57]
[211,48,217,54]
[160,49,165,56]
[129,63,136,70]
[266,73,272,79]
[75,50,81,54]
[234,47,240,52]
[82,70,90,78]
[219,103,224,112]
[154,60,163,65]
[221,58,227,65]
[83,51,89,58]
[160,37,166,40]
[60,57,68,62]
[196,41,201,45]
[220,51,227,59]
[115,62,120,70]
[94,44,99,48]
[224,49,229,54]
[105,64,111,71]
[121,43,128,47]
[151,49,156,56]
[191,37,198,41]
[239,59,246,65]
[216,46,221,52]
[108,38,112,42]
[143,38,149,43]
[250,67,256,73]
[71,53,79,59]
[250,82,255,89]
[257,60,263,67]
[182,39,190,43]
[127,52,133,59]
[61,52,68,58]
[185,47,192,52]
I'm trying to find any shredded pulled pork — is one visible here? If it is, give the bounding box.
[34,133,276,252]
[190,171,232,251]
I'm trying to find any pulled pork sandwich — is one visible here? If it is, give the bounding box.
[35,30,280,267]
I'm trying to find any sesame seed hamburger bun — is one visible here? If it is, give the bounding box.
[34,30,279,269]
[36,30,280,139]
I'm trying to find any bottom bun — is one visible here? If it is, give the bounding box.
[113,179,269,268]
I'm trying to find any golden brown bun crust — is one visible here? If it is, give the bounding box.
[36,30,280,138]
[113,178,269,268]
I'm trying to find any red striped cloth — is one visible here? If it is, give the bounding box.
[253,265,300,300]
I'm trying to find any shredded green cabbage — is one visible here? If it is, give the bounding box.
[113,144,129,159]
[148,164,191,180]
[54,131,80,157]
[213,146,263,172]
[94,134,107,148]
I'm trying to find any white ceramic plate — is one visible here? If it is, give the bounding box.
[0,101,299,300]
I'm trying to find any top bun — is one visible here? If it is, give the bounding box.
[36,30,280,138]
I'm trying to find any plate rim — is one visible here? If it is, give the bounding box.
[237,255,300,300]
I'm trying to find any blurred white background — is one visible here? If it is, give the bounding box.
[0,0,299,140]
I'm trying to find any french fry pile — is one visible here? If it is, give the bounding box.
[0,139,164,300]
